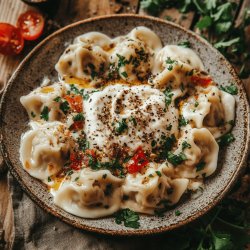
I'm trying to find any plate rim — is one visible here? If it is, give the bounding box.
[0,13,249,236]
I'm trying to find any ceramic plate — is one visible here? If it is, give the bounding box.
[0,14,249,236]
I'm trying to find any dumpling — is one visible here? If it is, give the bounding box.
[153,45,204,74]
[110,37,153,83]
[128,26,162,52]
[53,169,123,218]
[55,43,109,87]
[20,83,66,121]
[20,122,72,180]
[181,86,235,138]
[122,163,187,214]
[166,127,219,178]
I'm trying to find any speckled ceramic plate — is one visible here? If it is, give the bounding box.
[0,14,249,236]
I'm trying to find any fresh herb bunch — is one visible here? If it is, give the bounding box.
[141,0,250,78]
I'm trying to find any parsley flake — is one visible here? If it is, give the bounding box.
[115,209,140,229]
[220,84,238,95]
[167,152,187,166]
[40,106,49,121]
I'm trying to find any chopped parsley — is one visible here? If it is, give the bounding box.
[217,133,235,147]
[178,40,191,48]
[178,115,189,127]
[73,113,84,122]
[194,101,199,107]
[165,57,176,64]
[77,138,89,151]
[47,176,51,182]
[40,106,49,121]
[164,87,174,107]
[182,141,191,150]
[151,140,157,147]
[196,161,206,172]
[115,119,128,134]
[155,171,162,177]
[167,152,187,166]
[130,116,137,126]
[158,134,176,159]
[104,184,113,196]
[220,84,238,95]
[115,208,140,229]
[167,65,173,71]
[227,120,235,126]
[53,96,61,102]
[121,71,128,78]
[74,177,79,181]
[175,210,182,216]
[60,101,70,114]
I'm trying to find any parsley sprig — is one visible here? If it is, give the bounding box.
[115,208,140,229]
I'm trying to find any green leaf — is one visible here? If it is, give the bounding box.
[178,115,189,127]
[211,231,233,250]
[196,161,206,172]
[216,133,235,147]
[215,21,232,34]
[115,209,140,229]
[167,152,187,166]
[182,141,191,150]
[196,15,212,30]
[115,119,128,134]
[214,37,240,49]
[73,113,84,122]
[177,40,191,48]
[164,87,174,107]
[59,101,70,114]
[205,0,217,10]
[212,3,234,22]
[40,106,49,121]
[220,84,238,95]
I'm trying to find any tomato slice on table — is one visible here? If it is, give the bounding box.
[0,23,24,55]
[17,10,44,41]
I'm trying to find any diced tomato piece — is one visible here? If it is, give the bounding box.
[69,152,84,170]
[191,75,212,87]
[17,10,44,41]
[127,147,149,174]
[70,121,83,130]
[0,23,24,55]
[64,95,83,113]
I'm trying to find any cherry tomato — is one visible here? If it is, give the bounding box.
[17,10,44,41]
[64,95,83,113]
[191,75,212,87]
[127,147,149,174]
[0,23,24,55]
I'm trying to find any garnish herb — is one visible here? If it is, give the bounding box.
[47,176,51,182]
[130,116,137,126]
[166,124,172,131]
[121,71,128,78]
[73,113,84,122]
[40,106,49,121]
[60,101,70,114]
[167,152,187,166]
[74,177,79,181]
[115,208,140,229]
[196,161,206,172]
[53,96,61,102]
[155,171,162,177]
[175,210,181,216]
[194,100,199,107]
[220,84,238,95]
[164,87,174,107]
[77,138,90,151]
[217,133,235,147]
[165,57,176,64]
[178,40,191,48]
[116,119,128,134]
[178,115,189,127]
[182,141,191,150]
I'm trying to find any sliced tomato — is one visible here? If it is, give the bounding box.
[191,75,212,87]
[0,23,24,55]
[17,10,44,41]
[64,95,83,113]
[127,147,149,174]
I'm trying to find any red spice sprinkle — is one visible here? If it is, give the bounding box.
[191,75,212,87]
[69,152,84,170]
[64,95,83,113]
[127,146,149,174]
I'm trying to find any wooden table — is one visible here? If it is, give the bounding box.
[0,0,249,249]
